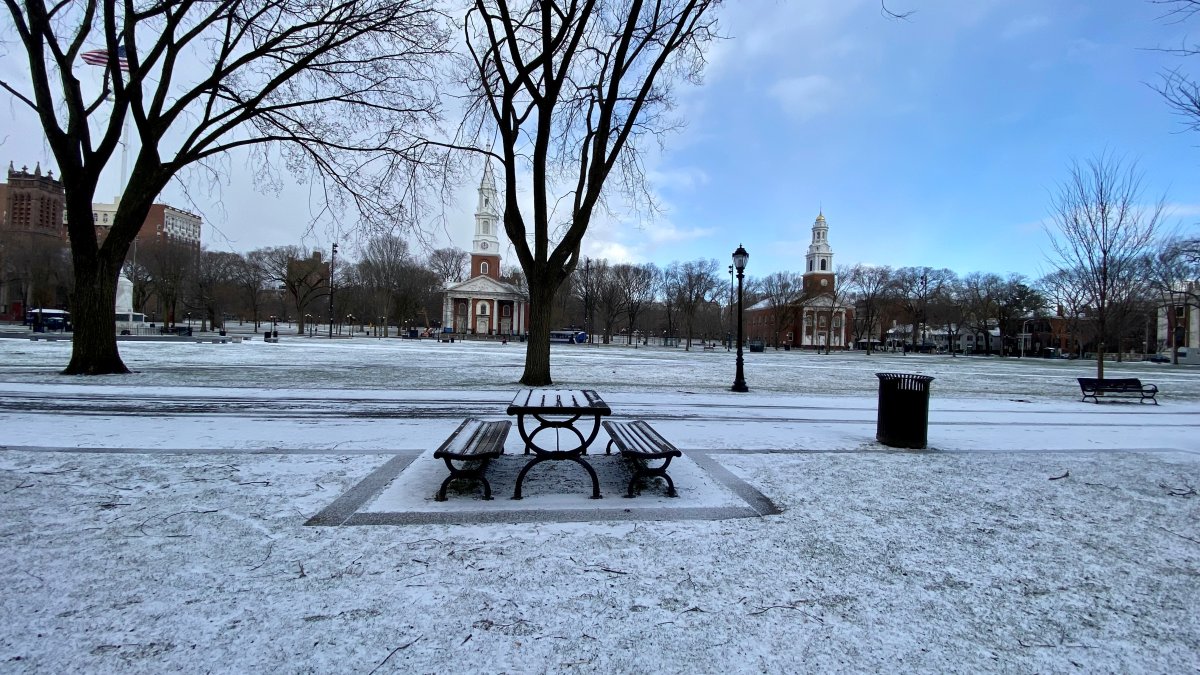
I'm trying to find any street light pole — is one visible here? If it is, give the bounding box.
[328,242,338,339]
[728,264,734,351]
[731,244,749,393]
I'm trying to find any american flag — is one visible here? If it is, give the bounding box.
[81,45,130,70]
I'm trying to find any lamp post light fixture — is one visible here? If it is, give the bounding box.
[731,244,749,393]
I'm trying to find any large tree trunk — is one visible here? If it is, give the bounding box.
[520,283,556,386]
[1096,342,1106,380]
[63,254,128,375]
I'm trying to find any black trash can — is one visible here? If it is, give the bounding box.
[264,331,272,341]
[875,372,934,449]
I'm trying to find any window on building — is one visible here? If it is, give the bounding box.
[820,259,827,271]
[808,260,813,272]
[481,262,489,275]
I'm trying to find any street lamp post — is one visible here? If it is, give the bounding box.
[731,244,749,393]
[305,314,312,338]
[728,264,734,350]
[1021,319,1032,358]
[328,242,338,339]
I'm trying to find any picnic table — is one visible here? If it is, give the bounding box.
[507,389,612,499]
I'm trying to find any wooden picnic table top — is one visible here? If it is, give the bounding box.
[506,389,611,416]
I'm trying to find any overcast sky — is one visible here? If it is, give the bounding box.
[4,0,1199,281]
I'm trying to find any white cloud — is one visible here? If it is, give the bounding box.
[767,75,838,120]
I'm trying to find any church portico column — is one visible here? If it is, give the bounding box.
[443,296,453,331]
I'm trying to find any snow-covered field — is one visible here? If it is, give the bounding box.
[0,337,1197,672]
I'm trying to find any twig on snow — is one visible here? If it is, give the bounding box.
[749,604,824,623]
[1159,526,1200,545]
[238,481,271,486]
[6,481,34,493]
[368,638,420,675]
[1049,471,1070,481]
[248,541,276,571]
[1160,477,1197,497]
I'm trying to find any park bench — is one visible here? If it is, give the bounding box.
[1077,377,1158,405]
[602,420,683,498]
[433,418,511,501]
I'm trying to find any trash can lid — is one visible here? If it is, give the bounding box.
[875,372,935,382]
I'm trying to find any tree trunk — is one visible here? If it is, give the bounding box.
[520,284,556,386]
[63,257,129,375]
[1096,342,1106,380]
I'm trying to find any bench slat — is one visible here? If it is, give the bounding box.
[435,419,510,460]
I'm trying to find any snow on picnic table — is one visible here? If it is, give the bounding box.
[0,337,1197,672]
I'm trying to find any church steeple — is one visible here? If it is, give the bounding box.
[803,211,835,294]
[470,160,502,280]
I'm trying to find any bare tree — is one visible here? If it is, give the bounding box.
[1148,237,1200,363]
[894,266,955,350]
[615,263,658,347]
[188,250,240,331]
[1044,154,1166,378]
[429,247,470,284]
[1153,1,1200,132]
[462,0,721,384]
[233,251,271,330]
[596,263,624,343]
[143,239,196,328]
[2,0,451,374]
[759,271,801,349]
[666,259,720,350]
[259,246,330,332]
[845,264,892,354]
[572,258,607,339]
[1038,267,1093,358]
[960,272,1002,355]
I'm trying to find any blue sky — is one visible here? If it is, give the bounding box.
[3,0,1199,282]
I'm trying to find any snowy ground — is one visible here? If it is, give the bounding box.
[0,337,1197,672]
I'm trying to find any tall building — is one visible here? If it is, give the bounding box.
[442,162,528,336]
[0,162,69,319]
[1,162,66,243]
[746,212,854,350]
[92,199,203,250]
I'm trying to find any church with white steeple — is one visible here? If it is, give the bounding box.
[441,162,529,336]
[746,211,854,350]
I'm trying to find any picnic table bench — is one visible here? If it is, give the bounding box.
[1077,377,1158,405]
[602,420,683,498]
[432,418,511,501]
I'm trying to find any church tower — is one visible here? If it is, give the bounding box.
[470,160,502,280]
[803,211,835,295]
